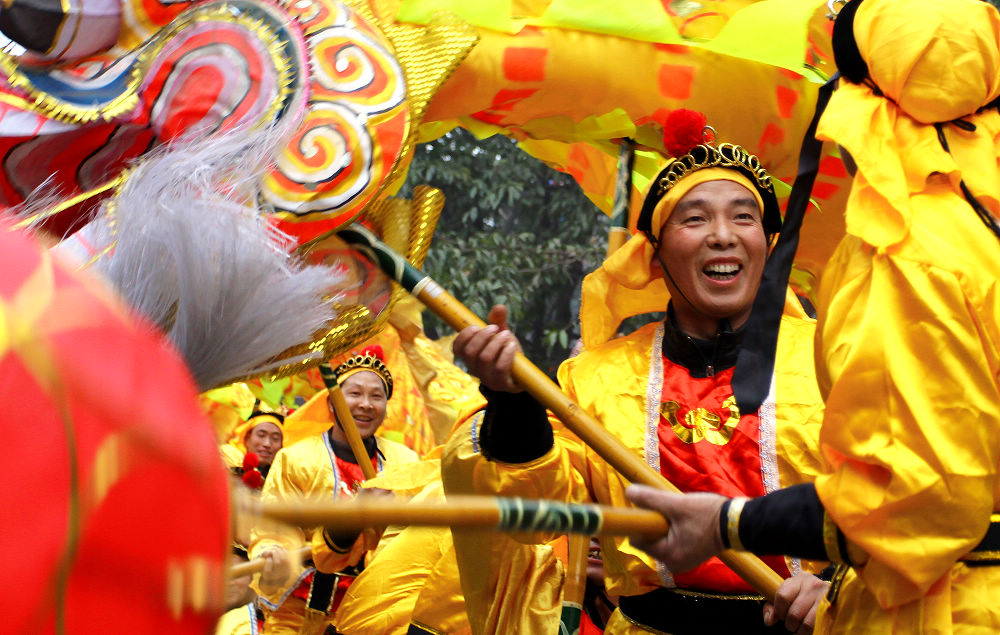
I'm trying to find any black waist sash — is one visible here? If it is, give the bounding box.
[960,519,1000,567]
[617,587,788,635]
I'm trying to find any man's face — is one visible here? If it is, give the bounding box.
[244,422,283,466]
[656,179,768,338]
[339,371,388,439]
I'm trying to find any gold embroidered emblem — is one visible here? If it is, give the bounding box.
[662,395,740,445]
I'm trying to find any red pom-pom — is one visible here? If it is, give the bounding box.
[662,109,708,158]
[242,452,260,470]
[242,469,264,489]
[361,344,385,362]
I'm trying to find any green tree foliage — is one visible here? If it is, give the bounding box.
[399,129,608,376]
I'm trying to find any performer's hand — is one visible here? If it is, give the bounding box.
[258,547,291,590]
[765,573,827,634]
[625,485,726,573]
[453,304,523,393]
[357,486,394,499]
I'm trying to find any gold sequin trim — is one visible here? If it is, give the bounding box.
[667,587,764,601]
[961,550,1000,561]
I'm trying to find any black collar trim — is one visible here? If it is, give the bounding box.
[326,429,381,464]
[661,305,744,378]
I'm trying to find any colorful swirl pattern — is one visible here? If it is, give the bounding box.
[260,1,409,232]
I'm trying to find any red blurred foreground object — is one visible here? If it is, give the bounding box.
[0,222,230,633]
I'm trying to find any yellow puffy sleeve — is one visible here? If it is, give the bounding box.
[814,233,1000,608]
[441,407,587,509]
[249,449,309,600]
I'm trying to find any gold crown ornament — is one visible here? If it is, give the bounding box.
[319,344,394,399]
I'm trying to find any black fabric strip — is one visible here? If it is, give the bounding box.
[662,306,742,377]
[617,588,785,635]
[323,527,361,554]
[973,520,1000,552]
[732,76,838,414]
[327,431,379,463]
[479,385,553,463]
[308,572,337,613]
[738,483,827,560]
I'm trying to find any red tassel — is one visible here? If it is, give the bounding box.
[242,452,260,470]
[242,469,264,489]
[663,109,708,158]
[362,344,385,362]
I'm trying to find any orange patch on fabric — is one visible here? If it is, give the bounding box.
[657,63,695,99]
[757,123,785,151]
[654,43,689,55]
[568,145,591,171]
[776,86,798,119]
[811,181,840,200]
[819,156,848,179]
[778,67,804,81]
[503,47,548,82]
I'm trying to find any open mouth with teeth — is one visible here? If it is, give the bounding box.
[703,263,741,281]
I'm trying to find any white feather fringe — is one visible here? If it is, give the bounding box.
[67,124,345,391]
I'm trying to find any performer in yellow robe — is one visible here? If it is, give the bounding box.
[251,345,419,635]
[446,123,829,633]
[623,0,1000,632]
[332,406,566,635]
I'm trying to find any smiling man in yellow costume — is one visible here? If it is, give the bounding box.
[445,116,831,632]
[250,346,419,635]
[624,0,1000,632]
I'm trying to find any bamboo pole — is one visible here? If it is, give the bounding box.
[559,533,592,635]
[327,384,377,480]
[334,224,783,600]
[230,546,312,579]
[259,496,669,538]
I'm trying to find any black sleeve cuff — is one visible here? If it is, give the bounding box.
[478,385,553,463]
[738,483,827,560]
[323,528,360,553]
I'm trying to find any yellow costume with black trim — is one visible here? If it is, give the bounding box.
[330,479,479,635]
[805,0,1000,631]
[444,288,824,633]
[336,401,568,634]
[250,401,418,634]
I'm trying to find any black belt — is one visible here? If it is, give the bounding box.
[617,587,788,635]
[960,518,1000,567]
[305,561,364,614]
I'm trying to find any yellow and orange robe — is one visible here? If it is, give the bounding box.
[250,421,418,635]
[443,289,825,634]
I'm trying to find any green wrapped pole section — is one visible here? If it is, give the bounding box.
[494,498,602,534]
[559,533,590,635]
[559,606,582,635]
[337,224,429,293]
